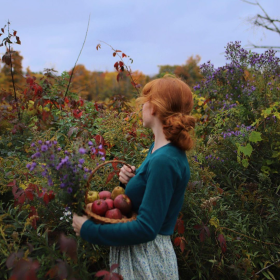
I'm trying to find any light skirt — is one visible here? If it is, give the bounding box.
[109,234,179,280]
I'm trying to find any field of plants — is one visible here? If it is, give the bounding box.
[0,22,280,280]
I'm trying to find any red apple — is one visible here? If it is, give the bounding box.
[104,198,114,210]
[91,199,108,216]
[99,190,111,200]
[114,194,132,215]
[105,208,122,219]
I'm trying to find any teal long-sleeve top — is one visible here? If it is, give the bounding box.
[80,142,190,246]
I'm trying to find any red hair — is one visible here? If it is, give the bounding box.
[137,75,195,151]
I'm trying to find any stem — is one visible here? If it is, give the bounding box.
[7,21,20,121]
[99,40,140,95]
[64,14,90,98]
[250,259,280,278]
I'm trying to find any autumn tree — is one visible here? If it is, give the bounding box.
[157,55,203,87]
[0,50,24,90]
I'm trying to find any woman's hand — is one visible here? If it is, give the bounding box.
[119,165,136,184]
[72,213,89,236]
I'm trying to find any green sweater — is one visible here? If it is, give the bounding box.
[80,142,190,246]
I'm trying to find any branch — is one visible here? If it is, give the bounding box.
[64,14,90,98]
[250,259,280,278]
[248,43,280,49]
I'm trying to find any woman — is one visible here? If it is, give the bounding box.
[72,75,195,279]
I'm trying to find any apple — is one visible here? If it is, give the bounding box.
[86,191,99,204]
[114,194,132,215]
[105,208,122,219]
[99,190,111,200]
[91,199,108,216]
[104,198,114,210]
[111,186,125,200]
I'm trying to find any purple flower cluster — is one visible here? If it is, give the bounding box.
[221,125,254,139]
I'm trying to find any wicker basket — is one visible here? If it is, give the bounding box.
[84,160,137,224]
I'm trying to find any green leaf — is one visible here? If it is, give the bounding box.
[239,144,253,157]
[249,131,262,143]
[242,159,249,168]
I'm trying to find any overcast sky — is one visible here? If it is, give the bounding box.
[0,0,279,76]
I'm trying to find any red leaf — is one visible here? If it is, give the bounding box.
[96,44,101,50]
[59,233,77,261]
[174,237,181,246]
[180,238,186,252]
[119,61,124,67]
[115,50,122,52]
[95,270,110,277]
[193,224,202,230]
[45,266,58,278]
[113,52,116,57]
[116,73,121,82]
[18,193,26,204]
[112,159,119,170]
[218,234,227,253]
[199,230,205,242]
[110,263,119,272]
[106,172,116,184]
[114,61,119,71]
[1,28,4,33]
[204,225,210,238]
[95,135,105,146]
[25,191,34,201]
[13,30,17,36]
[122,53,127,58]
[217,187,224,194]
[43,193,49,205]
[177,220,185,234]
[7,180,16,187]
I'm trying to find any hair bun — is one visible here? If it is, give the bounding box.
[163,113,196,151]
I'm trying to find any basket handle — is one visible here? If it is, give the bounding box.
[86,160,133,192]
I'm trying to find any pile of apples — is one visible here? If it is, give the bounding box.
[86,186,132,219]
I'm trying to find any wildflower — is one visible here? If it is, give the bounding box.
[53,141,57,145]
[26,163,31,169]
[79,148,86,154]
[57,147,61,152]
[98,144,103,149]
[88,141,93,146]
[38,140,42,144]
[67,187,73,194]
[101,157,105,161]
[60,183,66,188]
[31,143,35,147]
[79,159,85,165]
[41,145,48,152]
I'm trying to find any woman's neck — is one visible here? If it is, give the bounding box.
[151,121,170,153]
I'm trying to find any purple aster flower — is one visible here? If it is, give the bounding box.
[78,164,83,169]
[31,143,35,147]
[48,179,53,186]
[91,148,96,154]
[26,163,31,169]
[88,141,93,146]
[49,154,55,161]
[98,144,103,149]
[53,141,57,145]
[60,183,66,188]
[83,174,88,179]
[101,157,105,161]
[42,170,47,177]
[98,151,104,155]
[45,141,50,145]
[57,147,61,152]
[67,187,73,194]
[38,140,42,144]
[79,148,86,154]
[79,159,85,164]
[41,145,48,152]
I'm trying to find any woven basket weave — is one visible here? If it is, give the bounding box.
[84,160,137,224]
